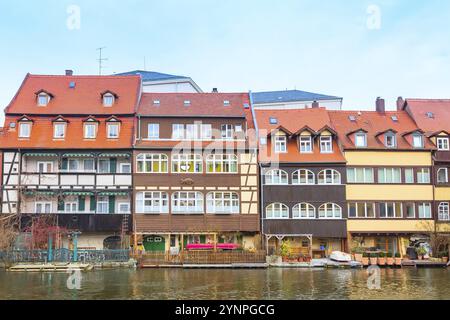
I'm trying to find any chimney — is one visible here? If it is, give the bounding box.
[65,70,73,76]
[376,97,385,114]
[396,96,405,111]
[312,101,319,109]
[212,88,218,93]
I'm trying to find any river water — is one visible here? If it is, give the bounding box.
[0,268,449,300]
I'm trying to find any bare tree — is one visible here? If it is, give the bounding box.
[0,215,19,251]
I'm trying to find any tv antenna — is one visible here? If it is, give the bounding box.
[97,47,108,75]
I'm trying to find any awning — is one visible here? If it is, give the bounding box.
[98,191,130,196]
[99,153,131,158]
[62,191,94,196]
[62,153,95,158]
[23,191,56,196]
[24,153,58,157]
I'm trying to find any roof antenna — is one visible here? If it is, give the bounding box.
[97,47,108,75]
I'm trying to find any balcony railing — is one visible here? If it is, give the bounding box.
[20,172,132,187]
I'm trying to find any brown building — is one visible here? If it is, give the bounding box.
[133,93,260,252]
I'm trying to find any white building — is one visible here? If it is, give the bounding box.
[250,90,343,110]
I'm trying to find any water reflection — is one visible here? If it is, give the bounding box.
[0,268,449,300]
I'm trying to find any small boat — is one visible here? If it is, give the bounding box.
[329,251,352,263]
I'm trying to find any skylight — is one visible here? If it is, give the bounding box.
[426,112,434,119]
[153,100,160,105]
[223,100,230,106]
[348,115,356,122]
[184,100,191,106]
[391,115,398,122]
[269,117,278,125]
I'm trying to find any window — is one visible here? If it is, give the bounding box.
[378,168,401,183]
[412,134,423,148]
[103,94,114,106]
[292,169,315,185]
[438,203,450,221]
[172,192,204,214]
[347,168,374,183]
[37,162,53,173]
[147,123,159,139]
[437,168,448,184]
[266,203,289,219]
[136,154,168,173]
[385,133,397,148]
[223,100,230,106]
[64,202,78,213]
[318,203,342,219]
[318,169,341,185]
[206,192,239,214]
[172,124,185,139]
[206,154,238,173]
[379,203,403,218]
[348,203,375,218]
[418,203,432,219]
[221,124,233,140]
[437,137,450,151]
[97,196,109,214]
[405,203,416,218]
[19,123,31,138]
[417,168,430,184]
[299,136,312,153]
[120,163,131,174]
[54,123,66,139]
[265,169,288,185]
[355,133,367,147]
[292,203,315,219]
[269,118,278,125]
[320,136,333,153]
[98,159,110,173]
[37,93,50,106]
[172,154,203,173]
[84,124,96,139]
[184,100,191,106]
[201,124,212,140]
[136,192,169,214]
[83,159,95,172]
[68,159,79,172]
[35,202,52,214]
[274,135,287,153]
[107,123,120,139]
[404,168,414,184]
[118,202,130,214]
[186,124,200,139]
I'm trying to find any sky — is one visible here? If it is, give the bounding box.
[0,0,449,117]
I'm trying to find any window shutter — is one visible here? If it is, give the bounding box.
[200,235,206,244]
[110,158,117,173]
[61,158,68,170]
[57,197,64,211]
[90,196,96,211]
[78,196,85,212]
[109,196,116,214]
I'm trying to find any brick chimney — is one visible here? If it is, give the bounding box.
[312,101,319,109]
[396,96,405,111]
[376,97,385,114]
[65,69,73,76]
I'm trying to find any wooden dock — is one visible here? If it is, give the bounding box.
[7,263,92,272]
[402,260,448,268]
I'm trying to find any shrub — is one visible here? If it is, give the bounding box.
[370,253,378,258]
[387,252,393,258]
[395,252,401,258]
[378,252,386,258]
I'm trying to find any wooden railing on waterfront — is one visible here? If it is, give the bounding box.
[136,250,266,266]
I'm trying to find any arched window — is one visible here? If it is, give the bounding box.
[172,154,203,173]
[172,192,204,214]
[265,169,288,185]
[437,168,448,184]
[292,169,315,185]
[318,203,342,219]
[292,203,315,219]
[206,154,238,173]
[136,154,168,173]
[438,202,450,221]
[266,203,289,219]
[206,192,239,214]
[136,191,169,214]
[318,169,341,185]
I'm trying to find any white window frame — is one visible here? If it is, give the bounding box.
[103,94,114,107]
[292,203,315,219]
[19,122,31,138]
[119,163,131,174]
[412,134,424,148]
[53,123,66,139]
[265,169,289,185]
[437,168,449,184]
[417,168,431,184]
[206,192,239,214]
[418,203,432,219]
[172,124,185,139]
[405,203,416,219]
[404,168,415,184]
[221,124,234,140]
[385,133,397,148]
[318,203,342,219]
[84,123,97,139]
[292,169,315,185]
[379,202,403,219]
[147,123,160,139]
[348,202,376,219]
[320,136,333,153]
[172,154,203,173]
[318,169,341,185]
[437,137,450,151]
[98,159,111,174]
[172,192,204,214]
[355,133,367,148]
[96,196,109,214]
[201,124,212,140]
[347,168,374,183]
[266,203,289,219]
[299,136,313,153]
[37,161,54,173]
[37,93,49,106]
[136,191,169,214]
[118,202,131,214]
[438,202,450,221]
[274,135,287,153]
[107,123,120,139]
[206,154,238,173]
[35,202,52,214]
[378,168,402,184]
[64,202,78,213]
[136,153,168,173]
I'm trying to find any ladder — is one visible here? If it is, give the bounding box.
[120,214,129,249]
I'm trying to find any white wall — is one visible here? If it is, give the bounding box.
[253,99,342,110]
[142,81,199,93]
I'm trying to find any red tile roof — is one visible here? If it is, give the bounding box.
[328,110,435,150]
[5,74,141,115]
[0,116,134,149]
[403,99,450,135]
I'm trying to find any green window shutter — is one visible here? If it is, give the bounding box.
[78,196,85,211]
[61,158,68,170]
[90,196,96,211]
[109,195,116,214]
[110,158,117,173]
[57,197,64,211]
[200,235,206,244]
[183,236,188,248]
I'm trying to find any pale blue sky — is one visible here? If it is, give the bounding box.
[0,0,449,115]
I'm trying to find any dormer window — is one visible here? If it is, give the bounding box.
[355,132,367,148]
[103,93,115,107]
[37,93,50,106]
[437,137,450,151]
[84,123,97,139]
[19,122,31,138]
[320,136,333,153]
[412,133,424,148]
[274,135,287,153]
[299,136,313,153]
[54,123,66,139]
[385,132,397,148]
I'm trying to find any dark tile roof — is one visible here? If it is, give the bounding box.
[114,70,189,82]
[252,90,342,104]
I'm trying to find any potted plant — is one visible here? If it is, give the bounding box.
[369,252,378,265]
[352,247,364,262]
[394,252,402,266]
[416,247,427,260]
[439,251,449,263]
[378,252,386,266]
[386,252,394,266]
[362,252,369,266]
[280,240,291,262]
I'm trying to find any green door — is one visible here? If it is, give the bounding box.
[143,235,166,252]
